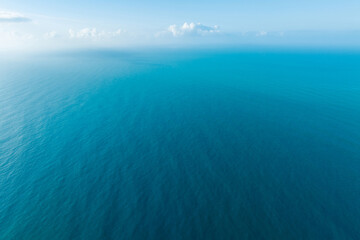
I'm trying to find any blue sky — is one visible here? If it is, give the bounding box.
[1,0,360,49]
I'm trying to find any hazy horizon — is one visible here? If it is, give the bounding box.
[1,0,360,50]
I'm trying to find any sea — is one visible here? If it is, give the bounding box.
[0,48,360,239]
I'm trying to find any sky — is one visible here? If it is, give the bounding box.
[1,0,360,50]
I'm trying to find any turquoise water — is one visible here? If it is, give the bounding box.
[1,49,360,239]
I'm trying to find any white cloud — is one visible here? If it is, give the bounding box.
[111,29,124,37]
[0,29,36,50]
[0,10,30,22]
[167,22,219,37]
[0,30,34,40]
[70,28,98,39]
[68,28,124,40]
[44,31,58,39]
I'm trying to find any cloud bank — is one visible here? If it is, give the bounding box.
[167,22,219,37]
[0,10,31,22]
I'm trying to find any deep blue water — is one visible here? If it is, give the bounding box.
[1,49,360,239]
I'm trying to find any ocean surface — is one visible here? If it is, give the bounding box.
[0,49,360,239]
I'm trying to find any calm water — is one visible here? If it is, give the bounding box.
[1,49,360,239]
